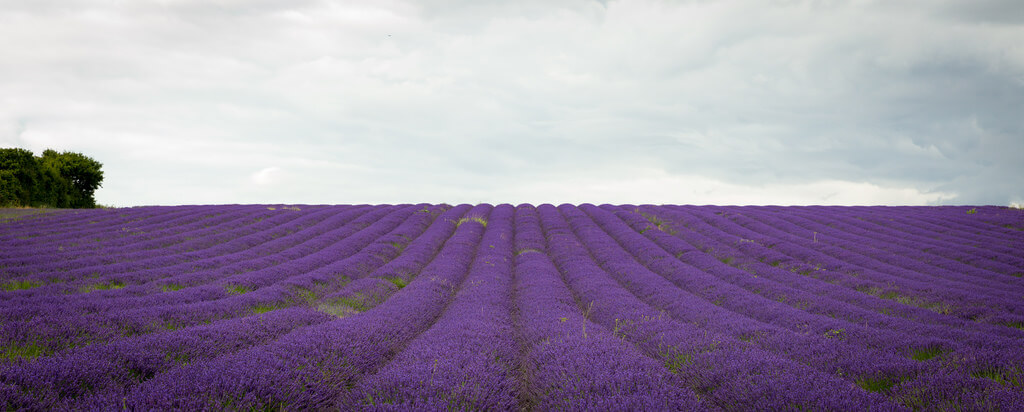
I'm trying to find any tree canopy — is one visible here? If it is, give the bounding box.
[0,148,104,208]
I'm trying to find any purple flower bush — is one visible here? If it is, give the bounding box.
[1,204,1022,410]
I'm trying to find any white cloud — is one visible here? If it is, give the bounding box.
[485,169,955,206]
[250,167,282,186]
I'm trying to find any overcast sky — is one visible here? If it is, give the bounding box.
[2,0,1022,206]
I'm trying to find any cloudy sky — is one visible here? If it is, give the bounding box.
[2,0,1022,206]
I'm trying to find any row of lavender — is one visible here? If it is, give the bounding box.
[1,204,1022,410]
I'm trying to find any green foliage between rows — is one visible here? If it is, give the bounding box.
[0,342,46,361]
[1,279,42,291]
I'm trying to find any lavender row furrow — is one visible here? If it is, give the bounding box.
[347,204,518,409]
[0,206,368,316]
[118,205,490,409]
[645,205,1024,342]
[643,206,1024,344]
[0,307,333,410]
[0,203,1020,410]
[736,206,1024,298]
[702,206,1024,323]
[1,206,309,271]
[593,205,1024,407]
[575,206,940,391]
[836,206,1022,258]
[774,207,1024,284]
[0,206,214,252]
[0,206,411,356]
[319,205,469,314]
[536,205,895,411]
[0,206,185,247]
[510,205,707,410]
[832,206,1024,256]
[0,206,336,289]
[0,206,254,265]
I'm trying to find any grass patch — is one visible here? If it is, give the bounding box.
[823,328,846,340]
[294,286,322,305]
[224,285,251,295]
[1003,321,1024,331]
[252,304,281,314]
[856,286,953,315]
[663,353,693,374]
[856,377,896,393]
[639,212,678,235]
[966,208,977,214]
[80,280,125,293]
[384,277,408,289]
[164,351,191,366]
[318,295,368,317]
[0,342,46,360]
[911,347,945,361]
[160,284,185,292]
[289,277,351,306]
[1,279,42,291]
[738,331,766,343]
[515,248,542,256]
[895,296,952,315]
[971,369,1013,386]
[0,208,58,222]
[162,321,183,331]
[336,296,367,311]
[387,241,406,254]
[456,216,487,227]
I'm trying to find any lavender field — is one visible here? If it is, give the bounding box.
[1,204,1023,410]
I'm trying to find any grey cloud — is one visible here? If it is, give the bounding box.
[2,0,1021,205]
[928,0,1024,25]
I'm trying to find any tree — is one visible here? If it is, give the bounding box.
[0,148,41,207]
[0,169,21,206]
[40,150,104,208]
[0,148,104,208]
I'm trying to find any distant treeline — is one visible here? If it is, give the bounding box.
[0,148,104,208]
